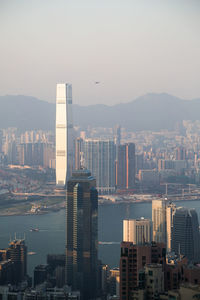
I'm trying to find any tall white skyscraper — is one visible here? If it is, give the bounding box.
[56,83,73,187]
[123,218,151,244]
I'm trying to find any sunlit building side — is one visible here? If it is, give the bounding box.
[152,199,166,244]
[123,218,151,244]
[56,83,73,187]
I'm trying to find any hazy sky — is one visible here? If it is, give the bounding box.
[0,0,200,105]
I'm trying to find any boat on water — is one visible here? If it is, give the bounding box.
[28,251,36,255]
[98,241,120,245]
[30,228,39,232]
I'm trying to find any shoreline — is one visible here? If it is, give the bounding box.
[1,197,200,217]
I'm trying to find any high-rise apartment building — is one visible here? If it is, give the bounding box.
[66,170,98,300]
[109,268,120,297]
[152,200,176,253]
[83,139,115,194]
[166,202,176,252]
[56,83,73,187]
[120,242,166,300]
[7,239,27,284]
[114,125,121,185]
[172,207,200,262]
[123,218,151,245]
[34,265,49,287]
[74,137,83,170]
[114,125,121,149]
[135,153,144,174]
[145,264,164,299]
[152,199,166,244]
[116,143,135,190]
[175,146,186,160]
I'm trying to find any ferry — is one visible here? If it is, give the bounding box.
[98,241,120,245]
[30,228,39,232]
[28,252,36,255]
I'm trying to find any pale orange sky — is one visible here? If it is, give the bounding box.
[0,0,200,105]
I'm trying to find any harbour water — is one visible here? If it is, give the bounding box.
[0,200,200,276]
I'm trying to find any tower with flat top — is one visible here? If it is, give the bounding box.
[56,83,73,187]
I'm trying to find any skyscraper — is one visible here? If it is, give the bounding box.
[74,137,83,170]
[152,199,166,244]
[114,125,121,149]
[172,207,200,262]
[66,170,98,300]
[83,139,116,194]
[56,83,73,187]
[175,146,186,160]
[166,202,176,252]
[8,239,27,284]
[123,218,151,245]
[116,143,135,190]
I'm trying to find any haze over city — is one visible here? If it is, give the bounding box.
[1,0,200,105]
[1,1,200,300]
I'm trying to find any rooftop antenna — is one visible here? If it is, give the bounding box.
[14,232,17,240]
[9,234,11,242]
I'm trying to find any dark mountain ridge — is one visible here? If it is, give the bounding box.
[0,93,199,131]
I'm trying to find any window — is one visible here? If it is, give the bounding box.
[149,270,153,276]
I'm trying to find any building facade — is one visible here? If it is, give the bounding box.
[0,239,27,285]
[172,207,200,262]
[120,242,166,300]
[166,202,176,252]
[83,139,115,194]
[123,218,151,245]
[152,199,166,244]
[56,83,73,187]
[145,264,164,299]
[116,143,135,190]
[66,170,98,300]
[74,137,83,170]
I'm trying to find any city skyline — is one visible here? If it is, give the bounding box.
[1,0,200,297]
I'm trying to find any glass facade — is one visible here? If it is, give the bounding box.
[66,170,98,300]
[83,139,116,194]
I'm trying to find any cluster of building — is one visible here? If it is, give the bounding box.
[0,128,55,168]
[0,169,118,300]
[73,138,135,194]
[55,83,136,194]
[120,199,200,299]
[2,86,200,197]
[74,126,200,195]
[54,83,200,299]
[1,83,200,300]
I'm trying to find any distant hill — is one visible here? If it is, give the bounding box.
[0,95,55,131]
[0,93,200,131]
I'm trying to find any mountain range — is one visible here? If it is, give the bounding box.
[0,93,200,131]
